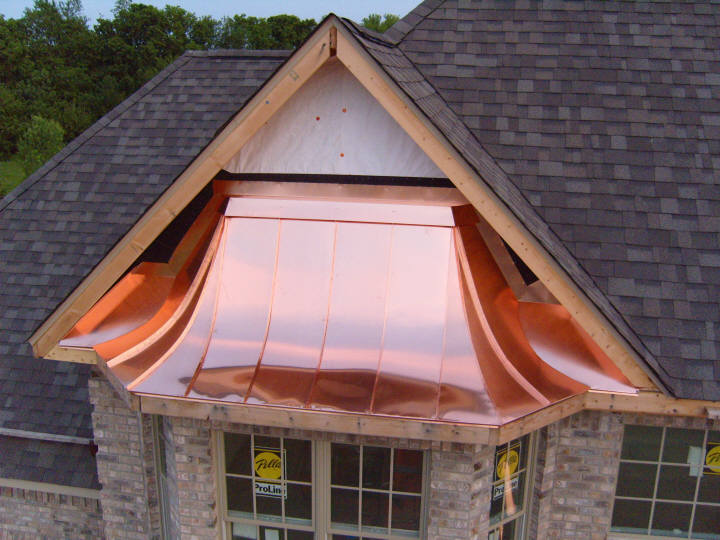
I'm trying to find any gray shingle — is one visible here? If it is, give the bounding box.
[390,0,720,399]
[0,49,287,483]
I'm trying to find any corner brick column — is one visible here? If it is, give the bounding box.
[535,410,624,539]
[427,442,494,540]
[88,376,153,539]
[168,416,218,539]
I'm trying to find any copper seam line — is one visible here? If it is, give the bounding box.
[219,215,454,228]
[433,229,454,420]
[369,225,394,414]
[243,219,282,403]
[115,219,224,370]
[306,222,339,408]
[453,228,550,406]
[183,217,229,397]
[125,220,227,391]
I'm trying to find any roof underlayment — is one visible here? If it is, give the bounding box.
[63,194,634,428]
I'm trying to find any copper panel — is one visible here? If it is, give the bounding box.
[226,197,458,226]
[518,302,635,393]
[189,218,280,401]
[65,194,640,430]
[131,223,226,395]
[437,242,500,425]
[246,220,336,407]
[108,221,223,385]
[308,222,393,413]
[456,225,586,402]
[457,248,545,422]
[371,225,450,419]
[61,263,174,348]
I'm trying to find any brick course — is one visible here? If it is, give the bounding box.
[535,410,624,539]
[89,376,153,539]
[0,487,102,539]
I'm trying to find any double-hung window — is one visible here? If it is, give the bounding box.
[219,433,427,539]
[611,425,720,538]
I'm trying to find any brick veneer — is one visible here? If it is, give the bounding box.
[89,376,154,539]
[0,487,103,539]
[169,416,219,539]
[535,410,624,539]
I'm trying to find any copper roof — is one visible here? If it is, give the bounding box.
[63,195,634,426]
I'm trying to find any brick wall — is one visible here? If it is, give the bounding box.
[89,376,154,539]
[535,410,624,539]
[0,487,103,539]
[170,416,218,539]
[427,442,494,539]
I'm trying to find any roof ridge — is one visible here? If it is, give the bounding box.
[0,52,195,213]
[184,49,291,58]
[384,0,445,44]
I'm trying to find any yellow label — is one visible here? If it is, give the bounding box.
[496,449,519,479]
[254,450,282,479]
[706,444,720,475]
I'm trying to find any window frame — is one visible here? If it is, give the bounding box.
[487,433,538,540]
[216,432,429,540]
[610,425,720,539]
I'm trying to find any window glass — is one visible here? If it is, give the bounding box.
[332,443,360,486]
[329,444,424,538]
[225,436,426,539]
[621,425,662,461]
[651,502,692,536]
[612,425,720,538]
[616,462,657,498]
[662,428,704,464]
[487,435,533,539]
[224,433,314,538]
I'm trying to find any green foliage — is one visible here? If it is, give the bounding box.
[17,115,65,176]
[216,14,316,49]
[0,1,390,163]
[0,159,26,198]
[361,13,400,33]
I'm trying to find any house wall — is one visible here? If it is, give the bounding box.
[88,375,720,540]
[89,376,155,539]
[0,486,103,539]
[535,410,624,540]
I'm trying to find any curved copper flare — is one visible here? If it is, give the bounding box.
[62,196,636,427]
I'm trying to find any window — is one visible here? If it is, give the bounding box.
[219,433,427,539]
[611,425,720,539]
[488,435,534,540]
[152,415,173,539]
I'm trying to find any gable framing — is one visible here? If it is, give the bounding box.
[32,16,661,401]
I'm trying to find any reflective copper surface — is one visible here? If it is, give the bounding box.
[63,195,637,427]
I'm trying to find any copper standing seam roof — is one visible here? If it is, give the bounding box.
[62,195,635,426]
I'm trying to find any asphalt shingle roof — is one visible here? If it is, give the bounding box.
[0,436,99,489]
[383,0,720,400]
[0,50,288,481]
[1,5,719,491]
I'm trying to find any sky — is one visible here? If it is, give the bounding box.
[0,0,421,23]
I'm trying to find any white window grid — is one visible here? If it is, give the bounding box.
[611,425,720,539]
[217,433,429,540]
[222,434,315,536]
[326,443,427,539]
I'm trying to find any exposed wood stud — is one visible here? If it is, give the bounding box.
[329,27,337,56]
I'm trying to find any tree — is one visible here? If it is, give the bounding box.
[361,13,400,33]
[216,14,315,50]
[17,115,65,175]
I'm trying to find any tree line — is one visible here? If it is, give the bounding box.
[0,0,398,194]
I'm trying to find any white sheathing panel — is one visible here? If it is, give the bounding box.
[224,61,446,178]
